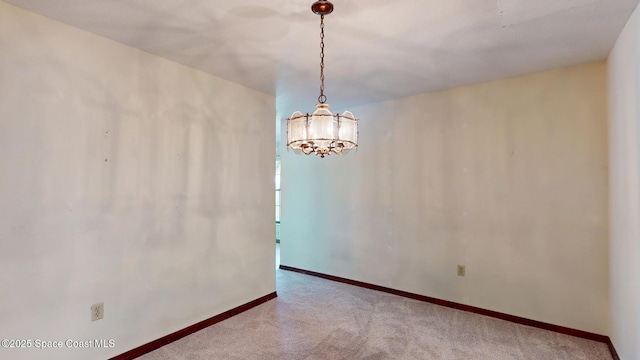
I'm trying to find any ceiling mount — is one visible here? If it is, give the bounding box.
[311,0,333,15]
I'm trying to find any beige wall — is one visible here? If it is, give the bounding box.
[608,1,640,358]
[0,3,275,360]
[281,62,609,334]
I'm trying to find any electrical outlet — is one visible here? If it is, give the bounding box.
[457,265,466,277]
[91,302,104,321]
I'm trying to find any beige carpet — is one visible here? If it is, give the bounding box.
[139,265,612,360]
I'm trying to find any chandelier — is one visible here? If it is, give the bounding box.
[286,0,358,158]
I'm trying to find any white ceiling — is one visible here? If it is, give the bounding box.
[4,0,639,132]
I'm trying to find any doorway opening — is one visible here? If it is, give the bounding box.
[275,155,281,268]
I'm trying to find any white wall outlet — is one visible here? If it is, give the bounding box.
[457,265,466,277]
[91,302,104,321]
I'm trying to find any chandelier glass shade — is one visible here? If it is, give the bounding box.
[286,1,358,158]
[287,104,358,157]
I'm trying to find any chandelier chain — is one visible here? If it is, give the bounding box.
[318,14,327,104]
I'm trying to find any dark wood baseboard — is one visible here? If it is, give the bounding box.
[110,292,277,360]
[280,265,620,358]
[607,337,621,360]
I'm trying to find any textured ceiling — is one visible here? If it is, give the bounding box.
[4,0,639,130]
